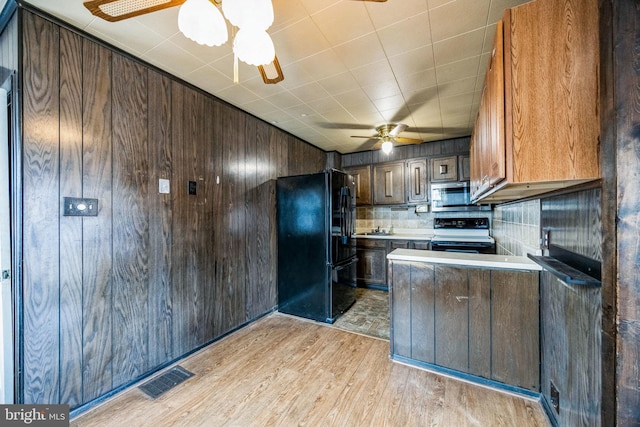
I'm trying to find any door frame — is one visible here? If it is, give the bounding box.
[1,72,21,404]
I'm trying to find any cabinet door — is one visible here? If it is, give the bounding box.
[487,20,506,188]
[406,159,428,204]
[373,162,405,205]
[412,241,430,250]
[430,156,458,182]
[471,21,505,200]
[434,265,468,371]
[491,269,539,391]
[346,165,371,205]
[356,247,386,286]
[458,155,471,181]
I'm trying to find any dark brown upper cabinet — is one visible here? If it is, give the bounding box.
[345,165,372,206]
[430,156,458,182]
[406,158,428,204]
[373,161,405,205]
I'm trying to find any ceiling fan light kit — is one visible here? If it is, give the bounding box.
[233,28,275,66]
[178,0,227,47]
[84,0,282,83]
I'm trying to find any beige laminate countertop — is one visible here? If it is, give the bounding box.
[387,248,543,271]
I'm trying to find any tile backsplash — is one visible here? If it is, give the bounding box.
[356,206,492,232]
[492,199,541,256]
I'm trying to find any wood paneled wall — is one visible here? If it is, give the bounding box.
[541,188,602,262]
[19,9,326,409]
[600,1,640,425]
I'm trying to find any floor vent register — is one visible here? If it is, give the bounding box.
[138,365,194,399]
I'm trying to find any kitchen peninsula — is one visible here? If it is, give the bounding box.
[387,249,542,393]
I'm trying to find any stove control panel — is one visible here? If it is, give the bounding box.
[434,217,489,229]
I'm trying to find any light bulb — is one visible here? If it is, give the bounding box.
[233,28,275,66]
[178,0,228,47]
[381,140,393,154]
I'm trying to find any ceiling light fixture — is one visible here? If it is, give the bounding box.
[178,0,228,47]
[380,139,393,154]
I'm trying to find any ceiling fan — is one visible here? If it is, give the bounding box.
[83,0,386,22]
[352,123,422,153]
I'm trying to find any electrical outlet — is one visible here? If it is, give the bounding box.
[188,181,197,195]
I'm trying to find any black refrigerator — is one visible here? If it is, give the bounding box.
[276,169,357,323]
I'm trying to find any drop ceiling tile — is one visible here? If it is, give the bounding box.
[362,80,402,102]
[87,17,167,57]
[332,88,374,109]
[319,108,356,125]
[184,65,234,94]
[296,50,349,81]
[270,17,331,65]
[288,81,331,102]
[366,0,431,30]
[435,56,481,84]
[437,76,477,99]
[396,69,438,93]
[350,59,395,87]
[306,97,344,114]
[310,1,376,46]
[389,45,435,76]
[428,0,456,9]
[271,0,310,31]
[26,0,95,30]
[143,40,208,77]
[264,90,305,109]
[132,7,181,39]
[371,93,406,113]
[318,72,361,96]
[216,84,261,106]
[379,105,413,123]
[376,11,433,57]
[432,27,485,67]
[488,0,531,23]
[333,33,387,70]
[429,0,491,43]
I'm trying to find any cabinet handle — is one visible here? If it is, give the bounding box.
[455,296,469,302]
[384,171,393,197]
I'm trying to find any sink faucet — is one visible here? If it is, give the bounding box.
[376,226,381,232]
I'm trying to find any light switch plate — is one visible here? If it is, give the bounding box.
[159,179,170,194]
[64,197,98,216]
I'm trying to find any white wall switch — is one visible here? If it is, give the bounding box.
[159,179,170,194]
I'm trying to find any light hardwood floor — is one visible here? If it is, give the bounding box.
[72,313,550,426]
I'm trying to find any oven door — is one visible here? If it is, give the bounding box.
[430,240,496,254]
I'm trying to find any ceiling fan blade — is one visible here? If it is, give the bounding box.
[84,0,186,22]
[394,137,423,144]
[318,123,374,130]
[371,141,384,150]
[351,135,379,139]
[388,123,408,136]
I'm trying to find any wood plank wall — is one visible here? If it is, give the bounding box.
[603,1,640,425]
[19,9,326,409]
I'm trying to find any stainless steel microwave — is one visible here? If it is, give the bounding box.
[430,181,491,212]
